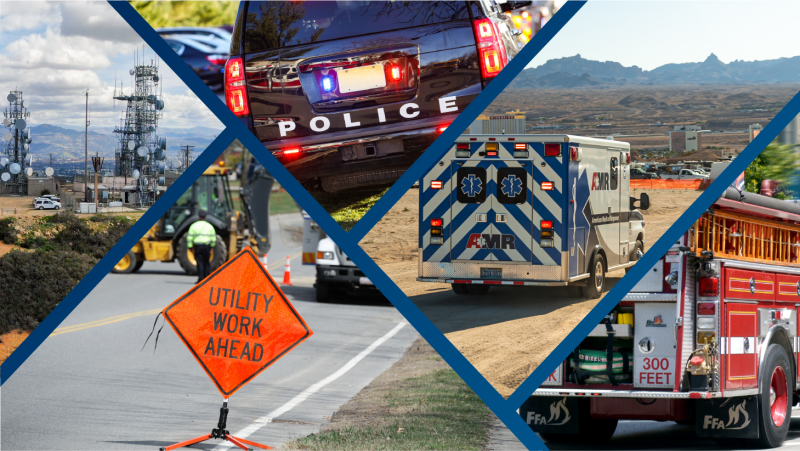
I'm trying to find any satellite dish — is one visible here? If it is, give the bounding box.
[127,141,135,151]
[25,167,33,176]
[4,132,12,141]
[141,177,148,187]
[157,161,166,173]
[24,154,32,164]
[157,176,165,185]
[15,119,26,130]
[153,75,159,82]
[7,93,16,102]
[132,169,140,179]
[24,144,30,151]
[160,137,167,149]
[156,100,165,110]
[45,167,54,177]
[129,69,135,76]
[9,163,21,174]
[0,157,7,165]
[2,118,9,127]
[154,149,165,160]
[1,172,9,182]
[137,146,148,157]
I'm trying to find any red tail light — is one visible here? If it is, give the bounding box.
[697,302,716,316]
[225,57,249,117]
[430,180,443,189]
[544,143,561,157]
[698,276,719,297]
[283,148,300,155]
[206,54,228,66]
[626,152,631,164]
[541,220,553,229]
[541,181,554,191]
[437,125,448,133]
[474,18,507,79]
[431,218,443,227]
[457,143,470,149]
[389,65,401,81]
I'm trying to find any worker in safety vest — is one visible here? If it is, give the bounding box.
[187,209,216,283]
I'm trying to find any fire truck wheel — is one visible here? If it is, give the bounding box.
[451,283,468,295]
[754,343,792,448]
[466,284,490,295]
[584,253,606,299]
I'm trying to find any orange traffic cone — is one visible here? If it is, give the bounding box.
[261,253,268,271]
[281,255,292,285]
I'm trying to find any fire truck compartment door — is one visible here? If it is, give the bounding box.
[634,302,677,388]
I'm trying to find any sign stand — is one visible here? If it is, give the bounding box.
[160,399,271,451]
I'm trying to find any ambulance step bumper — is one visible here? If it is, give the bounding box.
[416,278,568,286]
[532,388,723,399]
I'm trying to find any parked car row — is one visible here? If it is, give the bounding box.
[158,27,230,92]
[33,195,61,210]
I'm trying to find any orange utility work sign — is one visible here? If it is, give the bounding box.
[163,248,312,397]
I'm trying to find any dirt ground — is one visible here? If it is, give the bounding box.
[0,330,30,363]
[360,189,699,397]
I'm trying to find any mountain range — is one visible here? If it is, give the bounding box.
[510,54,800,89]
[22,124,220,167]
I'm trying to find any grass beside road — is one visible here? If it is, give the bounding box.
[285,338,493,451]
[313,188,388,232]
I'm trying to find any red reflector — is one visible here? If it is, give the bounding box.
[514,143,527,150]
[544,143,561,156]
[457,143,470,149]
[486,151,498,156]
[541,181,554,191]
[431,218,443,227]
[541,220,553,229]
[430,180,443,189]
[697,302,715,316]
[283,148,300,155]
[626,152,631,164]
[699,276,719,297]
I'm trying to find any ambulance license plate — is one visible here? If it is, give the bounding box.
[338,64,386,93]
[481,268,502,279]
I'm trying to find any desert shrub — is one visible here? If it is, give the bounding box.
[0,248,96,333]
[20,234,48,249]
[52,214,133,259]
[0,217,17,244]
[89,213,113,223]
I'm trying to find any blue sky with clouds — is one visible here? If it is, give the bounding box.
[0,1,223,131]
[532,1,800,70]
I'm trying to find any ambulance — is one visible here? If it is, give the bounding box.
[418,135,649,299]
[522,187,800,448]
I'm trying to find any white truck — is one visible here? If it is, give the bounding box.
[661,169,709,180]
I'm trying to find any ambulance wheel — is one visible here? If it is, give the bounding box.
[451,283,468,295]
[466,284,490,295]
[111,250,138,274]
[585,254,606,299]
[754,344,792,448]
[316,281,330,303]
[625,240,644,274]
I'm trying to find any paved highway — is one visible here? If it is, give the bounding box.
[1,213,417,450]
[543,409,800,450]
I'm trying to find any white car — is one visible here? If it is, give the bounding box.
[34,199,61,210]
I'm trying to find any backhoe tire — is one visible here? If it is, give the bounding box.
[112,250,138,274]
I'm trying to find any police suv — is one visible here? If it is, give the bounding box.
[226,1,529,192]
[418,135,649,299]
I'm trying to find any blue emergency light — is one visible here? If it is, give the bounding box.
[322,76,334,92]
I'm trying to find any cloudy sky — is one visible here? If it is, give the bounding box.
[532,1,800,70]
[0,1,223,131]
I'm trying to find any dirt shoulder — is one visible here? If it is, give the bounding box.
[283,337,495,451]
[360,189,699,397]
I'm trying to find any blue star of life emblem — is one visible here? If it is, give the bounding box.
[501,175,523,197]
[461,174,482,197]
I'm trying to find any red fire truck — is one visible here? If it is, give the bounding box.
[521,187,800,448]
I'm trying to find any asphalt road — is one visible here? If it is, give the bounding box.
[542,408,800,450]
[1,213,417,450]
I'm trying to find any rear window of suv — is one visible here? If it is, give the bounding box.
[244,1,474,53]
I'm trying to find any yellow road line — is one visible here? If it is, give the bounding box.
[52,251,303,336]
[52,308,163,336]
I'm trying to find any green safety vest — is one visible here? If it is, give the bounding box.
[187,220,216,248]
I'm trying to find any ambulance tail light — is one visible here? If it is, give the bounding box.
[541,181,554,191]
[626,152,631,164]
[514,143,527,150]
[698,276,719,297]
[540,220,554,247]
[225,57,250,117]
[430,218,443,245]
[430,180,443,190]
[474,18,507,79]
[544,143,561,157]
[570,147,582,162]
[513,142,528,158]
[485,142,499,157]
[456,143,471,158]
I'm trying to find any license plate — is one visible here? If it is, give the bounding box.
[359,277,373,286]
[338,64,386,93]
[481,268,502,279]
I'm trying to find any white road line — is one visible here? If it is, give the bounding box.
[214,322,407,449]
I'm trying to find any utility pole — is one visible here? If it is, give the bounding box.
[91,152,104,213]
[84,89,90,202]
[49,152,54,168]
[181,145,195,171]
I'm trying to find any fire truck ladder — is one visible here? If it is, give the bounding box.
[690,210,800,267]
